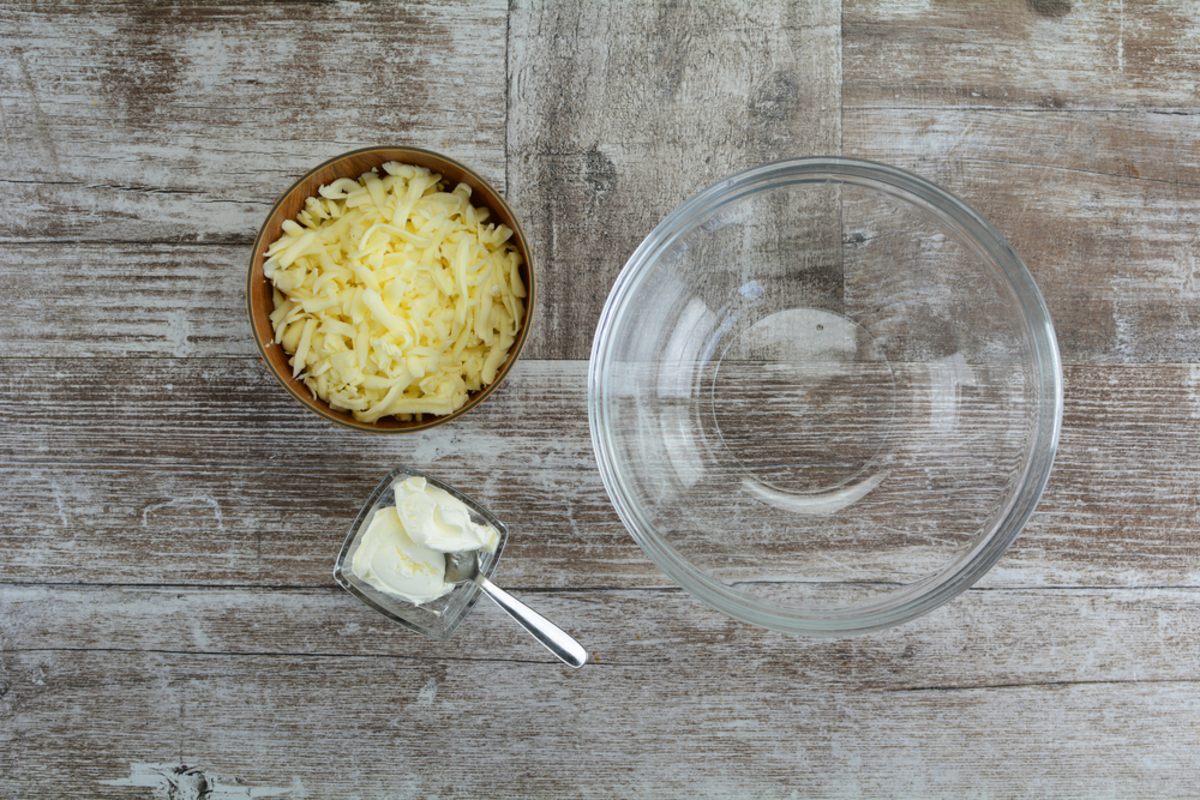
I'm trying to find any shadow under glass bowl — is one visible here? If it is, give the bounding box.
[588,157,1062,636]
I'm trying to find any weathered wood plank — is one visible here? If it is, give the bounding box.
[999,362,1200,586]
[3,1,1199,797]
[7,583,1200,689]
[507,0,843,360]
[845,108,1200,187]
[6,158,1198,365]
[3,359,1199,589]
[0,1,509,243]
[843,109,1200,364]
[0,359,636,588]
[2,644,1198,799]
[10,583,1200,793]
[2,243,255,358]
[844,0,1200,111]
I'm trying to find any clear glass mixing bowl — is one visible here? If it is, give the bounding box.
[589,158,1062,636]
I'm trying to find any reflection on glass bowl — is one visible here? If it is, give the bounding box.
[589,157,1062,636]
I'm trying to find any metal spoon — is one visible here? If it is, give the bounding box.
[444,550,588,669]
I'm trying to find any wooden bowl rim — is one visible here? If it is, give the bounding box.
[245,145,536,434]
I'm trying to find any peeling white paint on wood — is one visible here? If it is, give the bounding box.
[6,583,1200,688]
[6,648,1200,799]
[0,1,510,242]
[3,0,1200,797]
[3,360,1199,589]
[99,762,302,799]
[844,0,1200,111]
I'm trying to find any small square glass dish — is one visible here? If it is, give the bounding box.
[334,465,508,641]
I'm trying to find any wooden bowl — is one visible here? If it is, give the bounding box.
[246,146,535,433]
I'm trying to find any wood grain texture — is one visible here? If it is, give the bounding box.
[507,0,843,360]
[3,359,1199,590]
[0,243,253,358]
[4,0,1200,797]
[843,0,1200,363]
[0,359,633,588]
[843,109,1200,364]
[4,590,1200,799]
[8,583,1200,687]
[844,0,1200,111]
[0,1,510,243]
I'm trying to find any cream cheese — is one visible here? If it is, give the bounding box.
[351,506,453,606]
[351,476,499,606]
[395,476,499,554]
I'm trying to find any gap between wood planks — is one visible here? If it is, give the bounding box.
[933,154,1200,189]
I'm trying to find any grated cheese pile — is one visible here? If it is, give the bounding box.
[263,162,526,423]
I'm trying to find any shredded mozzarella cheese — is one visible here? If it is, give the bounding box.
[263,162,526,423]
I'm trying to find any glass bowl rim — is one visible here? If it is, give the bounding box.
[587,156,1064,636]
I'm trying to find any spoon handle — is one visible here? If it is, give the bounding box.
[473,576,589,668]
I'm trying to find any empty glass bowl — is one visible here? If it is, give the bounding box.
[589,157,1062,636]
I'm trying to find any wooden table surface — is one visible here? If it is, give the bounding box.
[3,1,1199,797]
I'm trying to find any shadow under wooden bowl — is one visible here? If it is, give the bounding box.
[246,146,535,434]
